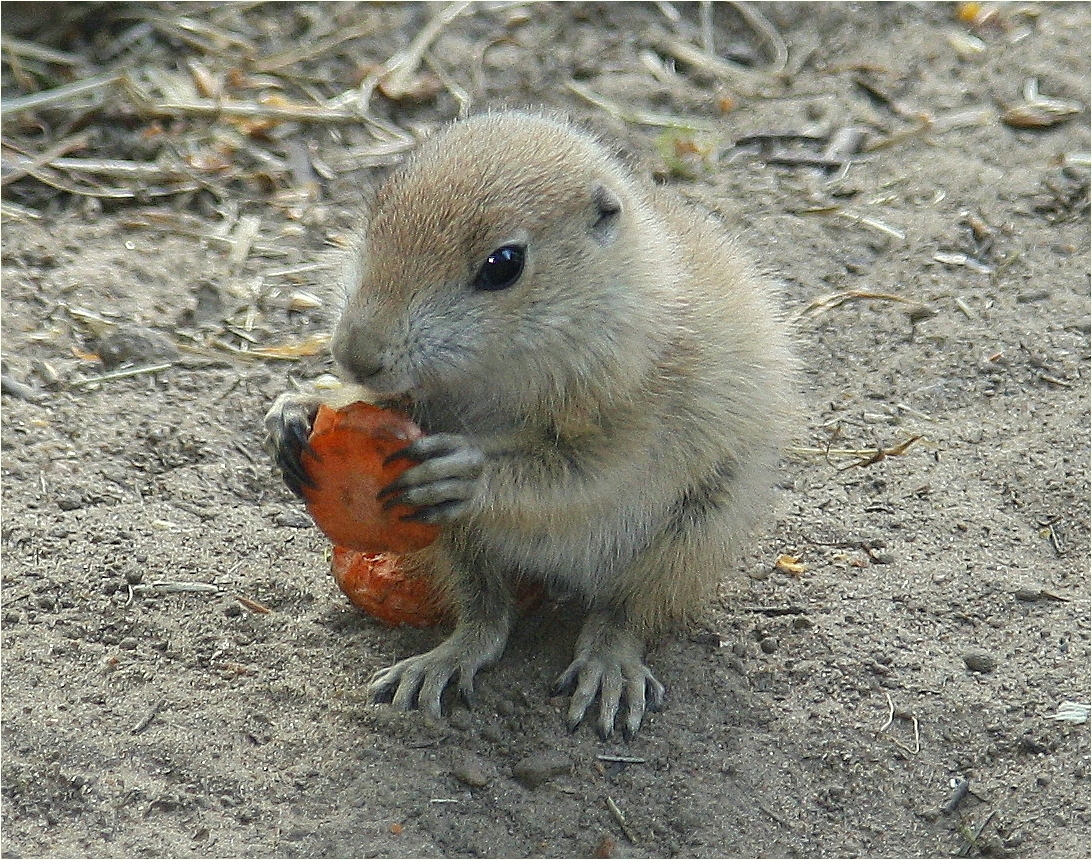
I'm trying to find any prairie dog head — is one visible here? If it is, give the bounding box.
[331,111,677,430]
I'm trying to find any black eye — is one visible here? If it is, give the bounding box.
[474,244,525,291]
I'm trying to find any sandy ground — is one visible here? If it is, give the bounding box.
[2,3,1089,857]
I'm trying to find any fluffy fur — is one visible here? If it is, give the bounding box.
[270,111,793,737]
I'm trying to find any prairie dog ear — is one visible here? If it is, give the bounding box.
[590,184,622,246]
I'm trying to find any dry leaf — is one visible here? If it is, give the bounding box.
[775,554,806,576]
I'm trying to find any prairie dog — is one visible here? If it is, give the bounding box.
[266,111,792,738]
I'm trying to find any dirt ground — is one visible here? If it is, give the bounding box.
[2,3,1089,858]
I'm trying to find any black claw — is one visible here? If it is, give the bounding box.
[371,686,395,705]
[276,451,316,498]
[552,675,575,697]
[398,508,434,523]
[282,474,305,499]
[272,418,319,497]
[285,418,312,451]
[375,473,410,499]
[383,446,421,468]
[401,502,462,524]
[379,493,404,511]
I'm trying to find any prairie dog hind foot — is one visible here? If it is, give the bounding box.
[554,610,666,739]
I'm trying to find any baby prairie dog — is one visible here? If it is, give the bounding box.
[267,110,792,739]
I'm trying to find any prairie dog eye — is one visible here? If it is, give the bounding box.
[473,244,525,291]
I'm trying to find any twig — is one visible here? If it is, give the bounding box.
[565,80,718,131]
[1,200,43,220]
[799,289,918,318]
[3,157,201,199]
[790,206,905,240]
[72,363,174,387]
[837,210,906,240]
[597,754,647,764]
[941,777,971,815]
[605,796,637,844]
[1037,373,1072,388]
[727,1,788,73]
[0,71,122,116]
[233,594,273,615]
[958,810,997,857]
[699,1,715,54]
[133,95,368,125]
[787,444,904,458]
[131,699,166,735]
[934,252,993,275]
[3,152,191,183]
[953,297,976,319]
[251,20,380,73]
[0,132,93,187]
[1,36,85,67]
[652,34,766,92]
[142,12,257,54]
[861,116,933,152]
[879,692,921,754]
[879,690,896,733]
[894,402,934,422]
[377,1,470,100]
[838,435,922,471]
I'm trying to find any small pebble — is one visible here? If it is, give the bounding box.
[512,752,571,789]
[223,602,243,618]
[448,708,473,731]
[97,325,179,369]
[480,723,507,744]
[759,637,779,654]
[963,651,997,673]
[56,493,84,512]
[451,754,491,788]
[118,637,139,651]
[124,570,144,586]
[275,509,313,529]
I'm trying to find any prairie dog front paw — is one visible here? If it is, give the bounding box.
[264,392,321,497]
[378,433,485,524]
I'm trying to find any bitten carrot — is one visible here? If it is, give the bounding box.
[331,547,449,628]
[300,402,440,554]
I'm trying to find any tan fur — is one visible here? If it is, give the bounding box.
[276,110,792,734]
